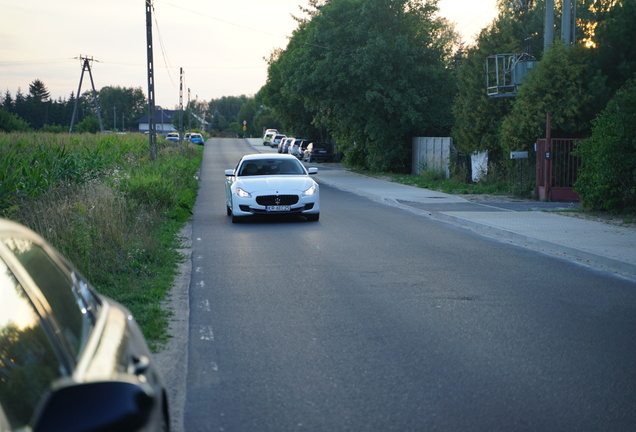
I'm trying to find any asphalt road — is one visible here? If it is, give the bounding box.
[182,138,636,431]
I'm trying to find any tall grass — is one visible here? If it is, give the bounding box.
[2,132,202,350]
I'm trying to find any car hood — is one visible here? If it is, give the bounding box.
[235,176,316,193]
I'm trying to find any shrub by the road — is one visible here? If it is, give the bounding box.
[576,78,636,213]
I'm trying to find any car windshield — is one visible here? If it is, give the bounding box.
[238,159,305,176]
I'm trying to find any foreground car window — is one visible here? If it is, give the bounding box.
[2,239,96,358]
[0,257,65,429]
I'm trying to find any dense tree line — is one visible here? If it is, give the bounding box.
[0,81,147,133]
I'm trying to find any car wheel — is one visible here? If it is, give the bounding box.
[306,213,319,222]
[226,205,232,216]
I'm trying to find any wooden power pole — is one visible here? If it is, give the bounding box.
[146,0,157,161]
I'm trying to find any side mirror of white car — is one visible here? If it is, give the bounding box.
[225,169,235,176]
[307,167,318,175]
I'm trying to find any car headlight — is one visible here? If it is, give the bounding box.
[303,184,317,196]
[236,187,251,198]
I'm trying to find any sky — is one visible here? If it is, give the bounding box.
[0,0,498,109]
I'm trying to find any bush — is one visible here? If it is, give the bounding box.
[575,78,636,212]
[0,109,31,132]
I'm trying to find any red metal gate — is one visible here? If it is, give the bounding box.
[536,138,582,201]
[535,113,583,202]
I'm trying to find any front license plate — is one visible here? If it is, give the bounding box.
[266,205,291,212]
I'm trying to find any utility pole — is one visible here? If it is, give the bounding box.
[179,67,184,143]
[187,87,192,131]
[146,0,157,161]
[561,0,576,45]
[69,55,104,133]
[562,0,572,45]
[544,0,555,51]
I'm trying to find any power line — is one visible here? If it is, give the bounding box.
[155,0,291,41]
[150,1,179,88]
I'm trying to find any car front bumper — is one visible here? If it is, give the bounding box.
[231,193,319,217]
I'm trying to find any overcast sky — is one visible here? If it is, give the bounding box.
[0,0,497,108]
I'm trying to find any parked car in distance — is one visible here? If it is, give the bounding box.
[288,139,311,158]
[270,134,286,148]
[0,218,170,431]
[165,132,180,142]
[278,137,295,154]
[303,141,335,162]
[224,154,320,222]
[262,130,277,146]
[190,133,204,145]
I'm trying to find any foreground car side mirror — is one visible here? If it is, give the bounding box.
[33,380,155,432]
[225,169,235,176]
[308,167,318,175]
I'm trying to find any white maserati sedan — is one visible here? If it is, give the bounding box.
[225,154,320,223]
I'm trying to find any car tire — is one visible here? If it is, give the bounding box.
[226,206,232,216]
[306,213,319,222]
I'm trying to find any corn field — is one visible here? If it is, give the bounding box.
[0,132,149,213]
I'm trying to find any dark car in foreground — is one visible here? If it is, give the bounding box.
[0,218,170,432]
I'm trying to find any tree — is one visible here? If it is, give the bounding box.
[99,86,146,131]
[28,79,50,102]
[14,89,27,123]
[498,43,594,156]
[73,116,101,133]
[451,3,544,160]
[1,91,14,113]
[262,0,456,172]
[575,78,636,212]
[236,97,260,137]
[23,79,52,129]
[591,0,636,94]
[0,109,31,132]
[207,96,249,132]
[260,48,320,139]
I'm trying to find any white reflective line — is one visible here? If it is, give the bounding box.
[198,299,210,312]
[199,325,214,341]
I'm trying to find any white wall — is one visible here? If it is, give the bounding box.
[412,137,453,178]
